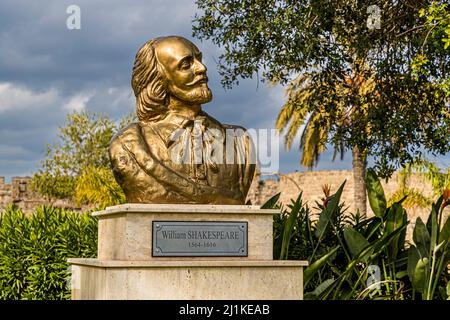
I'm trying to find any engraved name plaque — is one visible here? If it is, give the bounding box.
[152,221,248,257]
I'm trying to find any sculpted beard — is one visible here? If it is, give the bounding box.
[170,83,213,105]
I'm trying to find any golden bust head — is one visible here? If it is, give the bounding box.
[131,36,212,122]
[109,36,256,204]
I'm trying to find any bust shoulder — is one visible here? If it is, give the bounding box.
[109,122,145,163]
[110,122,141,145]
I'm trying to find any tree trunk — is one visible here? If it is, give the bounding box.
[352,145,367,217]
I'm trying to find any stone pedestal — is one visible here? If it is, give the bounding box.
[69,204,308,300]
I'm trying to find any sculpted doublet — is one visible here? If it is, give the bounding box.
[109,36,256,204]
[109,109,255,204]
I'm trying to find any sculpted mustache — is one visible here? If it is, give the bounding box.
[186,76,208,86]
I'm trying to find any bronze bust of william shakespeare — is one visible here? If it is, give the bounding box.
[109,36,256,204]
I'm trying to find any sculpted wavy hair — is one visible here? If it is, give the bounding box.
[131,38,168,122]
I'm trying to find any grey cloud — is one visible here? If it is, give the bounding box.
[2,0,422,181]
[0,0,197,92]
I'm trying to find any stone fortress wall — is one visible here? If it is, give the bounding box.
[248,170,435,215]
[1,171,447,229]
[0,176,48,212]
[247,170,448,239]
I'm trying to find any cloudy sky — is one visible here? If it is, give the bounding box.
[0,0,448,182]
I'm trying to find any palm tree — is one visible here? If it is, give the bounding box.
[276,67,375,216]
[389,158,450,208]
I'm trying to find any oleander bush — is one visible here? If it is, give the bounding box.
[0,205,97,300]
[271,169,450,300]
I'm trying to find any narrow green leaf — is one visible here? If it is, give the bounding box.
[413,217,431,258]
[303,292,317,300]
[261,192,281,209]
[439,216,450,245]
[365,168,387,218]
[430,205,438,251]
[385,203,405,234]
[396,270,408,279]
[272,214,284,259]
[385,203,407,260]
[367,222,408,261]
[393,195,408,207]
[304,246,339,285]
[315,181,346,238]
[311,278,335,298]
[343,228,370,259]
[279,193,302,259]
[407,246,420,283]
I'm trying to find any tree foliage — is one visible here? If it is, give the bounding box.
[193,0,450,178]
[413,1,450,94]
[31,111,133,204]
[74,166,126,208]
[389,157,450,208]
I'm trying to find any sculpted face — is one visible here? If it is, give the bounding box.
[155,37,212,105]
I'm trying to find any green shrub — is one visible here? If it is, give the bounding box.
[0,205,97,300]
[270,171,450,300]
